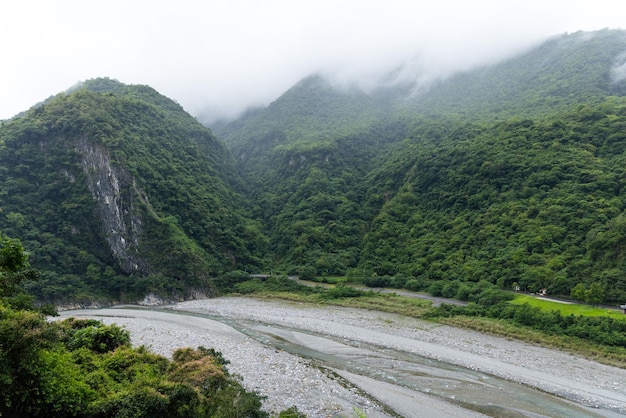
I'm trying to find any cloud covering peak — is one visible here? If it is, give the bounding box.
[2,0,626,121]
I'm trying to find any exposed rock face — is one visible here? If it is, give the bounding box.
[75,136,148,274]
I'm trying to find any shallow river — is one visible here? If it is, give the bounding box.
[177,310,621,418]
[61,302,626,418]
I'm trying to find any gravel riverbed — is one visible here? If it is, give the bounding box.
[61,297,626,417]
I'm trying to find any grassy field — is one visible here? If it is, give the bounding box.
[511,294,626,320]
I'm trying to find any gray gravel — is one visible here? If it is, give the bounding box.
[60,297,626,417]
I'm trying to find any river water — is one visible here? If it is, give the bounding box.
[60,302,626,418]
[179,310,619,418]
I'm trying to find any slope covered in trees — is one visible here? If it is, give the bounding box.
[213,75,404,278]
[216,29,626,302]
[401,29,626,120]
[3,30,626,305]
[0,79,267,303]
[361,98,626,302]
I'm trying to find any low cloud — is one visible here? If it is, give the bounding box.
[2,1,626,121]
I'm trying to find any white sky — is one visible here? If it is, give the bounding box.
[2,0,626,121]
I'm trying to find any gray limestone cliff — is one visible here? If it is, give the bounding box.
[75,136,149,274]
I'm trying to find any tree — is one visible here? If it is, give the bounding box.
[570,282,605,306]
[0,233,45,312]
[587,282,605,307]
[0,234,30,291]
[570,283,587,303]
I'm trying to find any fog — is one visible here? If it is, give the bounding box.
[2,0,626,121]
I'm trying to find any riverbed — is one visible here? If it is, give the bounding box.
[59,297,626,417]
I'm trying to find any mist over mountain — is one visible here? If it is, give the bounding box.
[215,29,626,300]
[2,29,626,304]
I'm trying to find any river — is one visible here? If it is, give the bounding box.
[59,298,626,417]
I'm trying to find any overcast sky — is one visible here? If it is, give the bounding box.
[2,1,626,121]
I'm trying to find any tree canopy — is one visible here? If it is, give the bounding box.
[0,233,270,417]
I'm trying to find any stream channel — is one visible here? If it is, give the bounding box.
[62,304,625,418]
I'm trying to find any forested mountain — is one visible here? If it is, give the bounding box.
[3,29,626,305]
[216,29,626,301]
[401,29,626,119]
[362,99,626,302]
[214,75,407,277]
[0,78,266,303]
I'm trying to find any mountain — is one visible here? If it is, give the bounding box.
[399,29,626,120]
[361,98,626,302]
[0,78,266,303]
[213,75,406,277]
[215,29,626,302]
[4,29,626,305]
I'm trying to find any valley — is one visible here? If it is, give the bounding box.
[4,28,626,417]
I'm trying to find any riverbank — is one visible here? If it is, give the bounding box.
[60,297,626,417]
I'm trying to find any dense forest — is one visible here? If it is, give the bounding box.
[214,29,626,303]
[1,29,626,306]
[0,78,266,303]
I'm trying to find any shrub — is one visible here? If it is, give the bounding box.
[215,270,251,292]
[404,279,425,291]
[65,322,131,353]
[279,406,307,417]
[389,275,407,288]
[427,280,445,297]
[363,276,391,288]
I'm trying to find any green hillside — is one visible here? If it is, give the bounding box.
[3,30,626,305]
[0,79,266,303]
[217,29,626,302]
[362,98,626,302]
[403,29,626,120]
[214,75,412,278]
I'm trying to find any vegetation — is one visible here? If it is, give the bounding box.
[0,78,267,303]
[426,300,626,362]
[0,233,294,417]
[6,29,626,411]
[2,30,626,314]
[212,30,626,309]
[361,98,626,303]
[406,29,626,120]
[222,273,626,364]
[511,294,625,318]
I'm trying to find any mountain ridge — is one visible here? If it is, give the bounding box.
[0,81,266,302]
[2,29,626,303]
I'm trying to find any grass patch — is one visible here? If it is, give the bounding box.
[511,295,626,319]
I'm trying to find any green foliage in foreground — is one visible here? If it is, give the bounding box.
[0,234,274,418]
[0,309,268,417]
